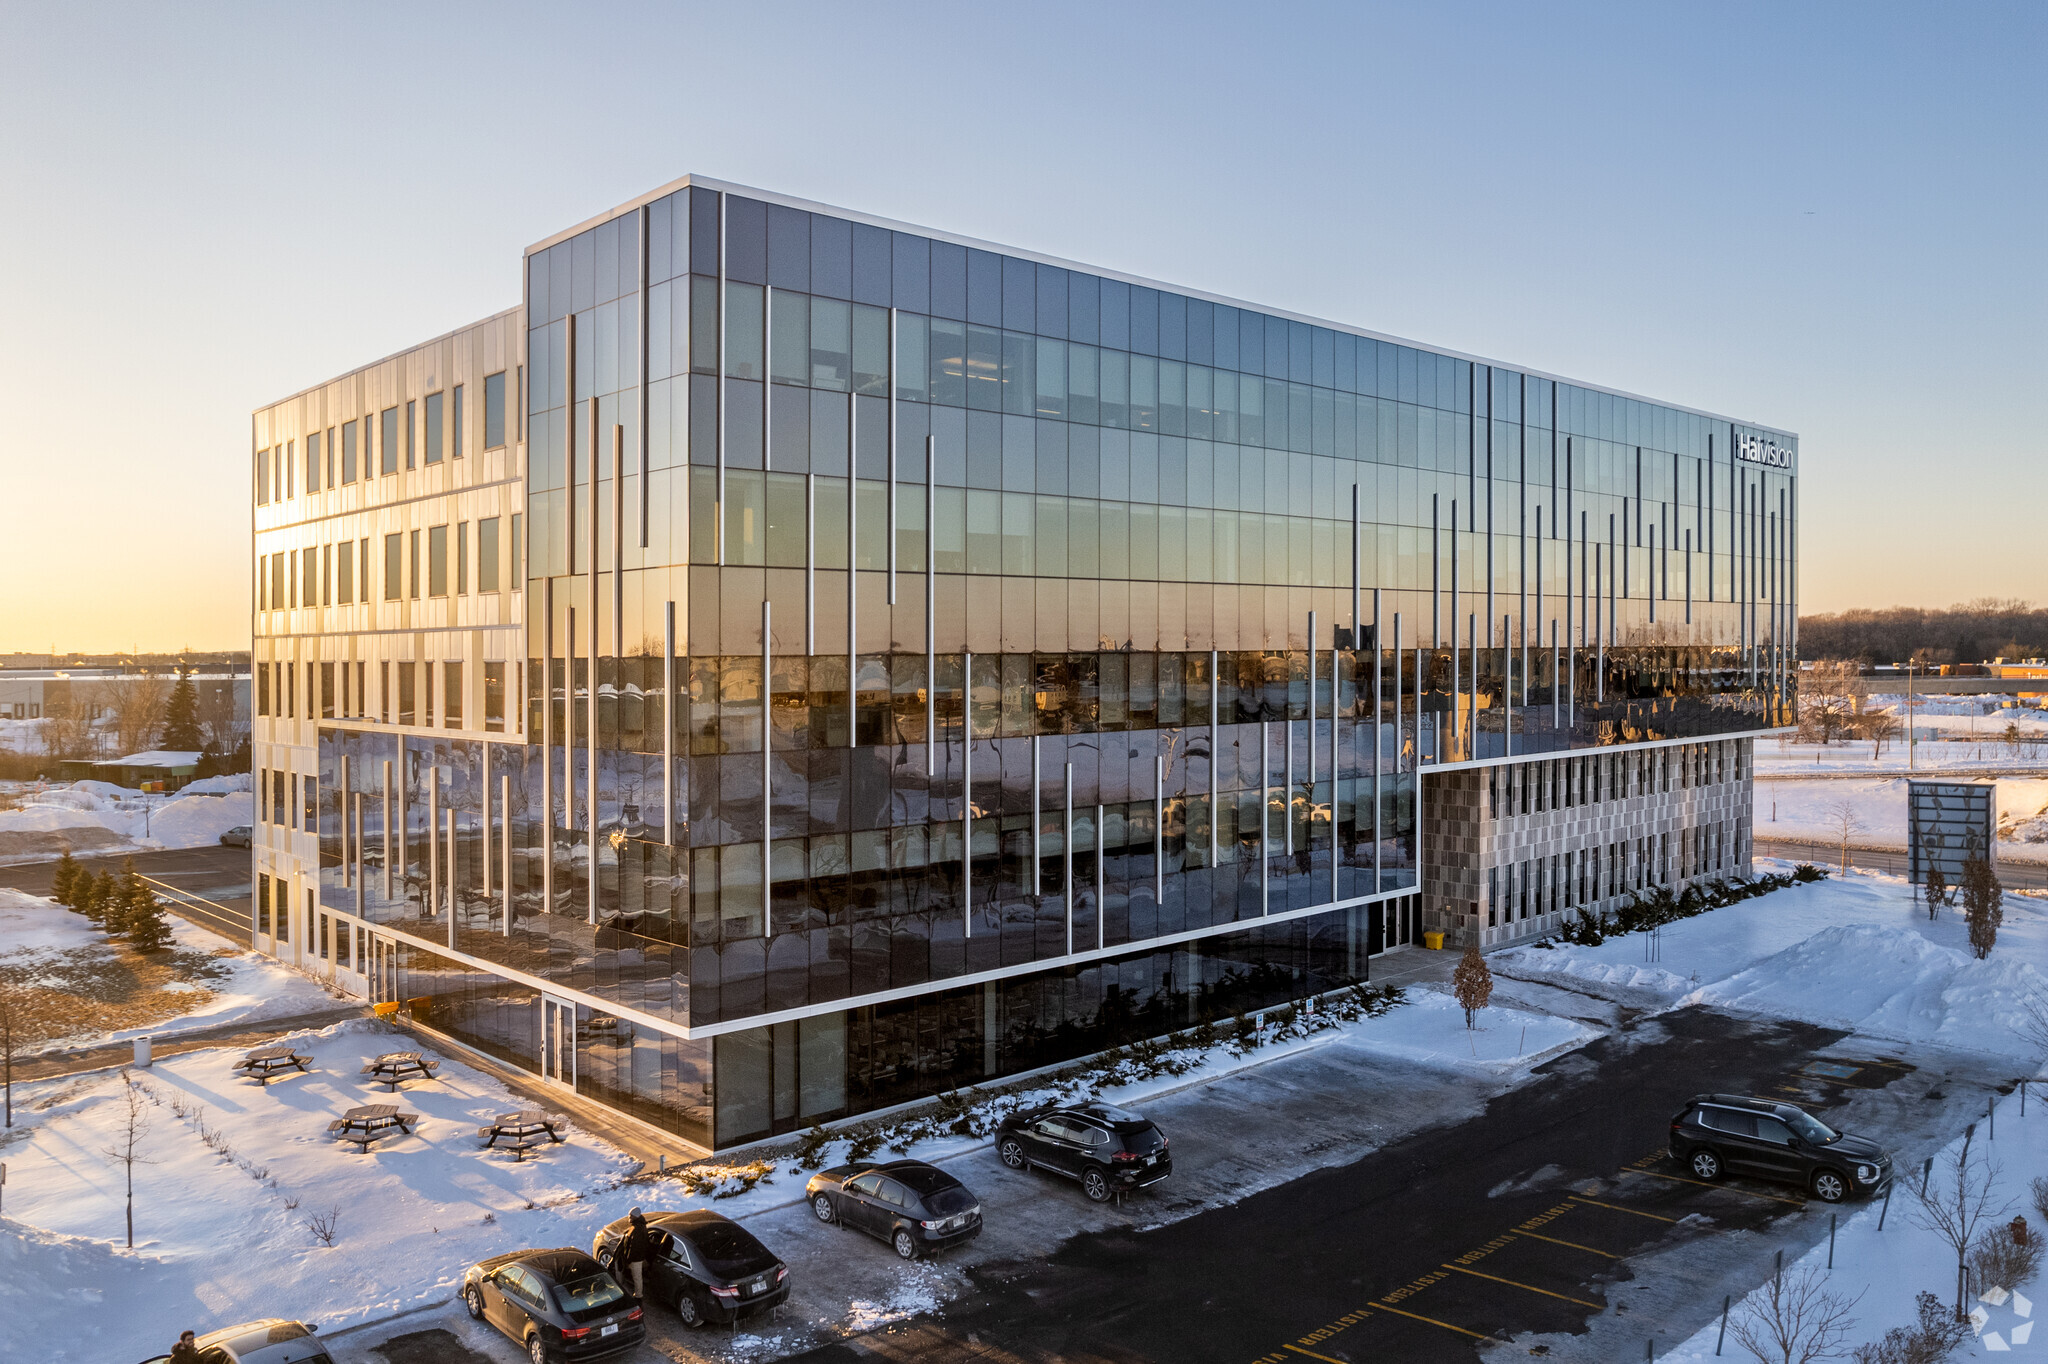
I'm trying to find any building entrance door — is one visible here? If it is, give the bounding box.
[541,997,576,1090]
[367,936,399,1004]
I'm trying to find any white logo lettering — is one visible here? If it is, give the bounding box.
[1735,433,1792,469]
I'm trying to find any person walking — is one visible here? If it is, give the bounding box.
[169,1331,203,1364]
[620,1207,652,1299]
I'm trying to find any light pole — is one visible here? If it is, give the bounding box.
[1907,661,1915,772]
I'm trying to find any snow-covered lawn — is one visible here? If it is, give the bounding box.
[0,1021,642,1363]
[0,887,336,1053]
[1496,863,2048,1061]
[1757,774,2048,862]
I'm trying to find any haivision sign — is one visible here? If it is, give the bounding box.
[1735,433,1793,469]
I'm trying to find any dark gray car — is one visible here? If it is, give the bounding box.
[805,1159,982,1259]
[1670,1093,1892,1203]
[591,1210,787,1328]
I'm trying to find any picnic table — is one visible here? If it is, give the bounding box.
[326,1103,418,1153]
[478,1110,569,1161]
[233,1044,312,1085]
[360,1051,441,1091]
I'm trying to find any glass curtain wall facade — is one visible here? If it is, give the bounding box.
[295,176,1796,1151]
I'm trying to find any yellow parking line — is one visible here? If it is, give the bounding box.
[1285,1345,1351,1364]
[1441,1263,1604,1309]
[1570,1194,1678,1223]
[1514,1229,1620,1259]
[1369,1301,1491,1340]
[1622,1168,1806,1207]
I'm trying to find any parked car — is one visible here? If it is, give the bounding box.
[996,1101,1172,1202]
[135,1320,331,1364]
[460,1248,645,1362]
[1669,1093,1892,1203]
[591,1209,788,1328]
[219,826,253,847]
[805,1158,982,1259]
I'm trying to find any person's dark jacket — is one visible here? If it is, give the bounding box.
[169,1342,204,1364]
[620,1220,653,1264]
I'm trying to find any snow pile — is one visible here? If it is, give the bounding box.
[182,774,252,796]
[0,785,251,854]
[1327,988,1596,1074]
[843,1263,947,1331]
[1687,922,2048,1058]
[140,791,251,848]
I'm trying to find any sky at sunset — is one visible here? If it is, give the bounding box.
[0,1,2040,652]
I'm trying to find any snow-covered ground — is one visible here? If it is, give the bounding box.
[0,957,1593,1363]
[1497,862,2048,1058]
[0,777,250,862]
[0,886,336,1053]
[1756,773,2048,862]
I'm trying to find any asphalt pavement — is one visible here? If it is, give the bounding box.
[1755,836,2048,889]
[0,843,254,943]
[775,1008,1943,1364]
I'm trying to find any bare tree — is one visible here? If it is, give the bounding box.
[1800,661,1864,746]
[39,689,95,760]
[108,674,171,758]
[0,973,16,1128]
[1728,1263,1862,1363]
[100,1071,158,1248]
[1861,711,1899,760]
[1823,797,1864,874]
[1910,1140,2012,1320]
[196,680,244,754]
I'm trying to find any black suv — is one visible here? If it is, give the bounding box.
[1670,1094,1892,1203]
[996,1101,1172,1202]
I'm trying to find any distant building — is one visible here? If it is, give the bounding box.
[1907,779,1997,888]
[60,750,206,790]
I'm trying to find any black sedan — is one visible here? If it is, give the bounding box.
[460,1248,644,1363]
[591,1210,788,1328]
[805,1159,982,1259]
[996,1101,1172,1202]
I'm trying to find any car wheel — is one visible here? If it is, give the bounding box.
[527,1334,548,1364]
[999,1138,1027,1170]
[893,1228,919,1260]
[1082,1166,1113,1203]
[675,1287,704,1328]
[1812,1170,1848,1203]
[464,1285,485,1320]
[1689,1147,1723,1181]
[813,1192,837,1223]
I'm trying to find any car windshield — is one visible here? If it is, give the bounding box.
[688,1223,777,1277]
[923,1186,976,1216]
[554,1273,627,1319]
[1785,1111,1839,1144]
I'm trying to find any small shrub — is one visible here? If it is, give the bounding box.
[1792,862,1827,883]
[1851,1289,1969,1364]
[792,1123,835,1170]
[845,1125,882,1163]
[1969,1216,2044,1294]
[305,1206,342,1247]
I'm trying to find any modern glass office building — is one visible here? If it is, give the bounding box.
[255,177,1799,1152]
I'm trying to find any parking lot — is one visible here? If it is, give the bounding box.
[767,1008,2002,1364]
